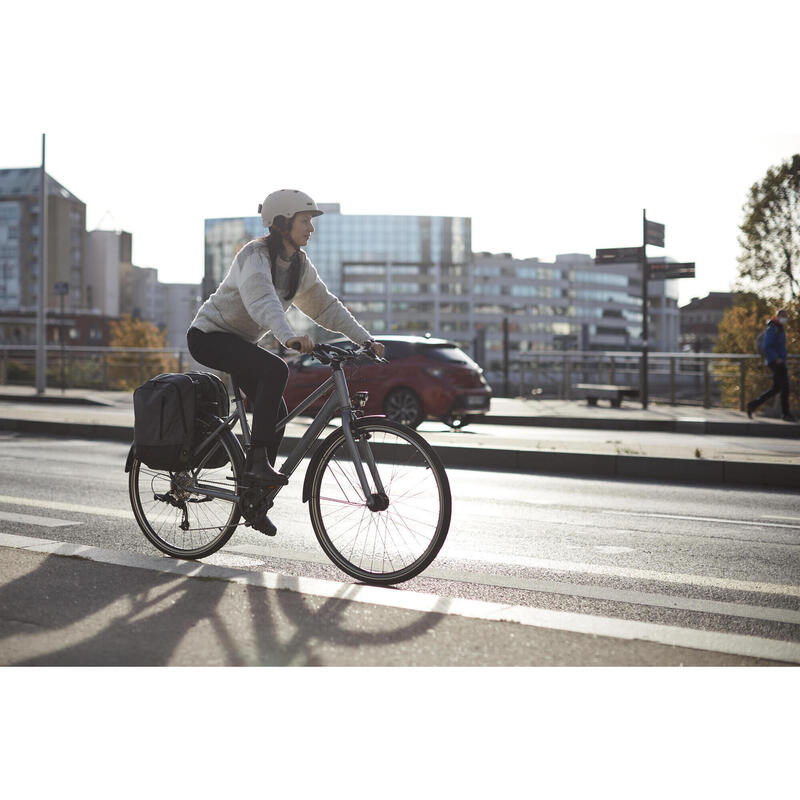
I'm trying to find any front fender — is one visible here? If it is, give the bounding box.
[300,415,385,503]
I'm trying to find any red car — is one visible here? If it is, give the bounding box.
[284,335,492,428]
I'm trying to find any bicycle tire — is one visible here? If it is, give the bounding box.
[129,426,244,560]
[308,418,451,585]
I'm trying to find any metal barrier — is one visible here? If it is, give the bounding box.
[0,345,200,391]
[481,351,800,409]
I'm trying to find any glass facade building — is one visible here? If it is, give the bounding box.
[203,206,678,359]
[204,204,472,339]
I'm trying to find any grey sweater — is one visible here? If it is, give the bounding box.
[190,239,371,347]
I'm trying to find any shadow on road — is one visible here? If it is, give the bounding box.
[0,549,445,666]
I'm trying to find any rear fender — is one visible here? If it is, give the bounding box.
[124,443,135,473]
[300,415,385,503]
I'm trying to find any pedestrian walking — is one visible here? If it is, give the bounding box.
[746,309,796,422]
[187,189,385,491]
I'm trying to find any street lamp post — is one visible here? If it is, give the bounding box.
[35,134,48,394]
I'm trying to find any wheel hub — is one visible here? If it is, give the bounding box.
[367,492,390,512]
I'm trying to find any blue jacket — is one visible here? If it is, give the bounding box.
[762,320,787,365]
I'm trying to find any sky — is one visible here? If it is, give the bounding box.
[4,0,800,305]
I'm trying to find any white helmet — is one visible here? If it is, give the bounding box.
[258,189,323,228]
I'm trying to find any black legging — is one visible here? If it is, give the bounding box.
[752,362,790,415]
[187,327,288,462]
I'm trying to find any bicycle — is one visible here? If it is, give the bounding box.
[126,342,452,586]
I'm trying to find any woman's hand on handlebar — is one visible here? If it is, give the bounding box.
[286,335,314,354]
[365,340,385,358]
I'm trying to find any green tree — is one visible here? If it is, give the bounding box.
[714,294,800,411]
[108,314,177,389]
[737,154,800,299]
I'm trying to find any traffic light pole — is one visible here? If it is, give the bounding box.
[641,208,649,410]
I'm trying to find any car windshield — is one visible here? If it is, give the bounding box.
[418,343,479,369]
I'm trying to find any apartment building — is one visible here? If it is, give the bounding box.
[679,291,736,351]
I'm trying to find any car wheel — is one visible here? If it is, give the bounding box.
[383,388,423,428]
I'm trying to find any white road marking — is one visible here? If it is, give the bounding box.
[423,568,800,625]
[228,544,800,622]
[0,510,79,528]
[1,532,798,664]
[605,510,800,531]
[0,494,134,520]
[762,515,800,522]
[452,550,800,597]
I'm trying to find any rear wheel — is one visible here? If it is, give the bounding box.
[308,418,451,585]
[129,428,244,559]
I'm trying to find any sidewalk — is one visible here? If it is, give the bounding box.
[1,536,790,666]
[0,386,798,487]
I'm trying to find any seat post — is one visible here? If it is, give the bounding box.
[230,375,251,446]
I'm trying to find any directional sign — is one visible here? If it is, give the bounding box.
[645,220,665,247]
[648,262,695,280]
[594,246,643,264]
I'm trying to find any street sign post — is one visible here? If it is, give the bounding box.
[645,220,665,247]
[595,212,695,411]
[594,246,643,264]
[648,262,696,280]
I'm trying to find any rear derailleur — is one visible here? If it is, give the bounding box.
[153,471,210,531]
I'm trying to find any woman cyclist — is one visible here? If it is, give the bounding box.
[187,189,385,489]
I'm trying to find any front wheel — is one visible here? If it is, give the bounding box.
[129,428,244,559]
[307,419,451,585]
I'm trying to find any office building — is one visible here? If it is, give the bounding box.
[204,204,472,341]
[0,167,86,312]
[86,229,131,317]
[162,283,202,350]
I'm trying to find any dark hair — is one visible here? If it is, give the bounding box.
[262,215,305,300]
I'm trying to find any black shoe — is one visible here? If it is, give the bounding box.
[252,514,278,537]
[240,487,278,536]
[783,413,798,423]
[242,463,288,487]
[746,401,757,419]
[244,445,288,486]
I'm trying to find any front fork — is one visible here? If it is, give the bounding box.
[340,410,389,510]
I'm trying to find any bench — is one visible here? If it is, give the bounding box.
[573,383,639,408]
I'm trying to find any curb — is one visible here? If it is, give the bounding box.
[0,393,118,407]
[483,414,800,438]
[2,416,798,489]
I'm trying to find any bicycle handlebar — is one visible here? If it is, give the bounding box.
[310,342,387,365]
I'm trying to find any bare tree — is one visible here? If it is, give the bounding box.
[737,154,800,299]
